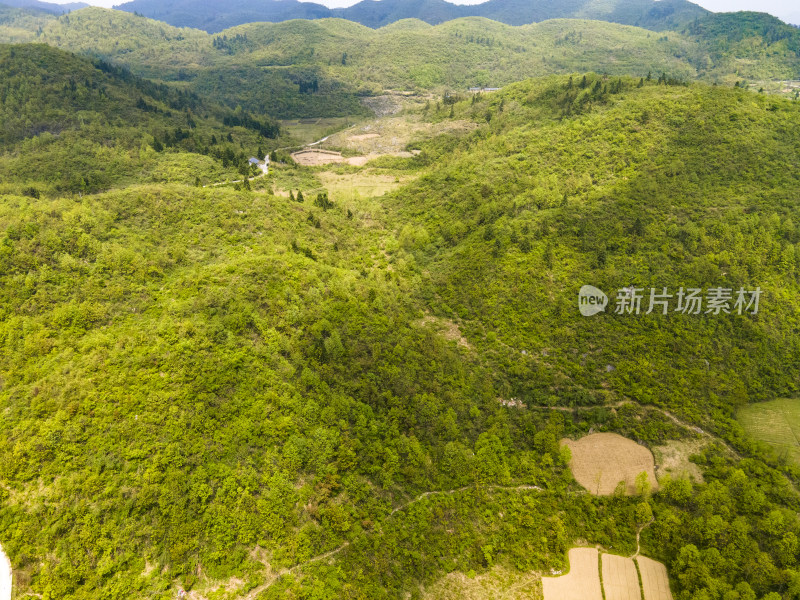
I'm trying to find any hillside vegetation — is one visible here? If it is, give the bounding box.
[1,8,798,119]
[2,52,800,600]
[0,44,280,193]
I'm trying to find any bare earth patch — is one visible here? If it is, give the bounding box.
[419,315,472,349]
[637,556,674,600]
[561,433,658,496]
[291,149,347,166]
[324,115,477,156]
[542,547,602,600]
[652,439,705,483]
[602,554,640,600]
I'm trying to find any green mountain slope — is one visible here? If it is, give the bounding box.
[0,43,280,193]
[2,71,800,599]
[0,4,54,43]
[398,75,800,419]
[683,11,800,80]
[2,8,799,119]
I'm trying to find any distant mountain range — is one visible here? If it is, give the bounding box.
[0,0,86,14]
[113,0,710,33]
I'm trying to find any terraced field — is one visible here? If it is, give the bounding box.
[542,549,673,600]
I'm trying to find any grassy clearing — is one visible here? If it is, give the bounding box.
[652,439,706,483]
[279,117,359,145]
[737,398,800,464]
[317,169,412,203]
[323,113,476,156]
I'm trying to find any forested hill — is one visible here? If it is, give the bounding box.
[396,76,800,421]
[0,0,87,15]
[112,0,709,33]
[3,8,800,120]
[0,43,280,193]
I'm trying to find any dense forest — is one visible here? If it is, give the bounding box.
[0,44,280,193]
[1,22,800,596]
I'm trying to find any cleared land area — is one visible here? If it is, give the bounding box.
[737,398,800,464]
[542,547,602,600]
[325,116,476,156]
[280,117,356,145]
[637,556,673,600]
[601,553,640,600]
[652,439,705,483]
[561,433,658,496]
[317,170,412,203]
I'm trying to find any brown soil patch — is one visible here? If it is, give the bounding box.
[542,548,602,600]
[291,150,346,166]
[292,149,343,165]
[601,554,640,600]
[561,433,658,496]
[652,439,705,483]
[637,556,673,600]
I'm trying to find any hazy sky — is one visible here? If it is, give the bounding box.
[57,0,800,26]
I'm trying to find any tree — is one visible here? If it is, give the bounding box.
[635,471,651,497]
[635,501,653,525]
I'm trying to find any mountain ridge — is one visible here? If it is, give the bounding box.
[113,0,711,33]
[0,0,87,14]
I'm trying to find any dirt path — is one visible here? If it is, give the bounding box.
[0,541,11,600]
[239,543,351,600]
[233,484,546,599]
[631,519,654,559]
